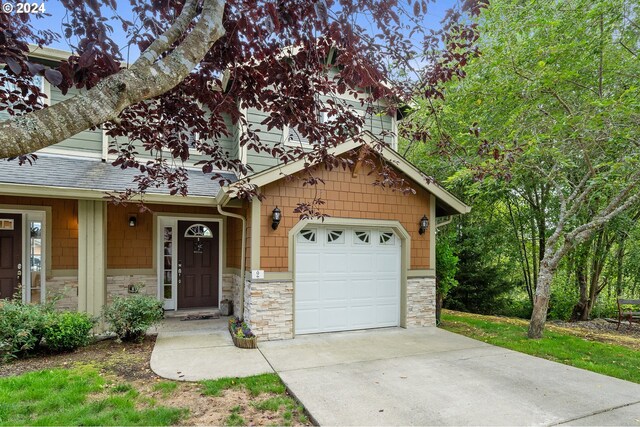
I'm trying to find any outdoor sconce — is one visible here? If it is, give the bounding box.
[419,214,429,235]
[271,206,282,230]
[128,214,137,227]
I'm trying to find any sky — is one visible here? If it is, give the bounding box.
[28,0,456,61]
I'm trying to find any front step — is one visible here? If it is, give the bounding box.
[164,307,221,319]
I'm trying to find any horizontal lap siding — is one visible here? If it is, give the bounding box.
[245,107,282,172]
[259,159,431,272]
[111,114,238,165]
[245,100,395,174]
[46,87,103,155]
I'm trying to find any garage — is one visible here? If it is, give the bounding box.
[294,227,401,334]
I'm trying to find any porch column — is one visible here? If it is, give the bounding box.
[77,200,107,319]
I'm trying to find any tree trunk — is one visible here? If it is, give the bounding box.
[528,254,560,338]
[571,269,589,321]
[529,294,550,338]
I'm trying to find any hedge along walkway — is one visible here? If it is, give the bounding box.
[150,317,273,381]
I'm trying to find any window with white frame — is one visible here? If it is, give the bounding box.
[0,210,47,304]
[0,69,48,108]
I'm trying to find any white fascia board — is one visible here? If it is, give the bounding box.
[221,134,471,215]
[225,137,365,193]
[378,146,471,215]
[28,45,70,62]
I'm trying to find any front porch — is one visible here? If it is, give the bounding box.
[0,194,246,321]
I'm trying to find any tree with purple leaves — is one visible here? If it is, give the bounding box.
[0,0,486,204]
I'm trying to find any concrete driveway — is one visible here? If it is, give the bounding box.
[259,328,640,426]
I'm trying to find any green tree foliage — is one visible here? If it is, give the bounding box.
[435,227,459,322]
[444,215,515,315]
[405,0,640,335]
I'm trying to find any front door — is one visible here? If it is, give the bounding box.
[177,221,219,308]
[0,214,22,300]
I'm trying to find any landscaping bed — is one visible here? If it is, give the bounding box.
[0,335,309,426]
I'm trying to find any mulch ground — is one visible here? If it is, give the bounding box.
[548,318,640,349]
[0,335,158,379]
[444,310,640,350]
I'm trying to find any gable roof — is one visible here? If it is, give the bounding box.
[217,131,470,217]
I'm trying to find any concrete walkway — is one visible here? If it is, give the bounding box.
[150,317,272,381]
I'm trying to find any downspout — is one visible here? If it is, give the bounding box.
[216,194,247,319]
[436,215,453,229]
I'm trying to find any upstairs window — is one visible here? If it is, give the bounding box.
[0,69,48,110]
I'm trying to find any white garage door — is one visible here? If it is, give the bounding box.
[295,227,401,335]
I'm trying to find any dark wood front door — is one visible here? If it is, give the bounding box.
[177,221,219,308]
[0,214,22,300]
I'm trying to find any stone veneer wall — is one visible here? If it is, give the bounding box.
[405,276,436,327]
[48,276,79,311]
[106,275,157,303]
[45,274,157,312]
[221,273,233,304]
[243,278,293,340]
[221,273,243,317]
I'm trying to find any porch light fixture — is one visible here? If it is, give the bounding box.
[419,214,429,235]
[271,206,282,230]
[128,214,137,227]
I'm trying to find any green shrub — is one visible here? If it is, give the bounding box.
[103,295,164,342]
[0,300,49,361]
[44,311,96,352]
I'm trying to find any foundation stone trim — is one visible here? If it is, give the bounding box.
[244,278,293,340]
[405,276,436,327]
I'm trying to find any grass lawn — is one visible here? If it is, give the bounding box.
[0,366,185,426]
[440,310,640,384]
[0,337,309,426]
[200,374,309,426]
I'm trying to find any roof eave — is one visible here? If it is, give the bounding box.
[221,131,470,215]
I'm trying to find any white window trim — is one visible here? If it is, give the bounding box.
[283,124,312,149]
[1,68,51,107]
[0,209,46,304]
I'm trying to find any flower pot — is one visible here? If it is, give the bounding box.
[231,334,258,349]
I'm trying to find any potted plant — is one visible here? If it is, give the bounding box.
[228,317,257,349]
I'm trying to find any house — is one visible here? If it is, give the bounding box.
[0,46,470,340]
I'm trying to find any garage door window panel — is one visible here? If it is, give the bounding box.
[354,231,370,244]
[298,229,317,243]
[327,230,345,244]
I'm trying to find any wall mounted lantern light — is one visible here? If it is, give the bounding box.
[419,214,429,235]
[271,206,282,230]
[128,214,137,227]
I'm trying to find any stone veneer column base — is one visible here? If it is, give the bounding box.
[106,275,157,303]
[406,276,436,327]
[221,273,243,318]
[48,276,79,311]
[244,278,293,340]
